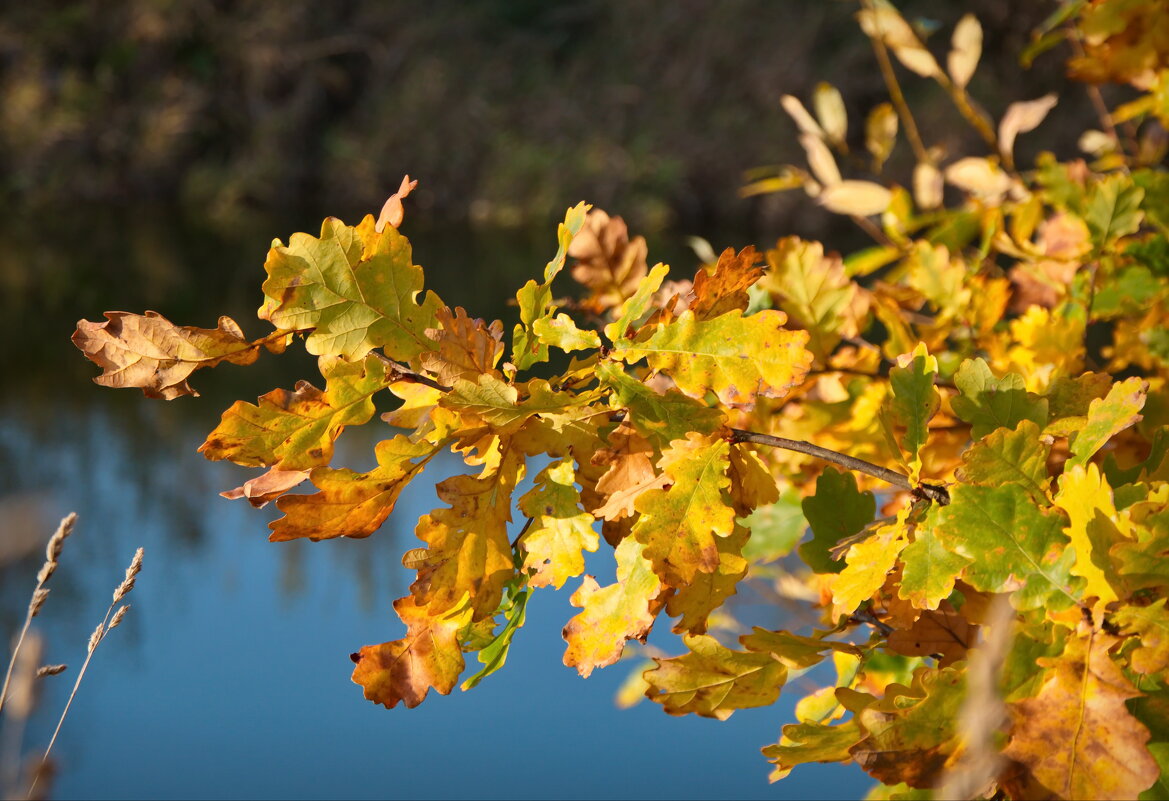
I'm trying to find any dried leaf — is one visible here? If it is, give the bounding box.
[375,175,417,232]
[999,94,1058,162]
[73,311,284,400]
[948,14,982,89]
[818,181,893,217]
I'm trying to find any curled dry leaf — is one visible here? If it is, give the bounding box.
[375,175,418,233]
[220,468,311,508]
[865,103,898,171]
[944,157,1012,203]
[913,162,943,210]
[948,14,982,89]
[999,94,1058,163]
[818,180,893,217]
[800,133,842,187]
[780,94,825,138]
[813,82,847,146]
[568,209,649,315]
[73,311,287,400]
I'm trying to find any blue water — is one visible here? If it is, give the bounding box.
[0,215,872,800]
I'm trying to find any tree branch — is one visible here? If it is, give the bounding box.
[729,428,950,505]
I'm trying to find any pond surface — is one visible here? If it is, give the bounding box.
[0,207,870,799]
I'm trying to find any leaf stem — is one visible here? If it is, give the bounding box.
[729,428,949,505]
[862,0,929,164]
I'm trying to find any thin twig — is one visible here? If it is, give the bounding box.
[371,351,452,393]
[862,0,929,164]
[729,428,950,505]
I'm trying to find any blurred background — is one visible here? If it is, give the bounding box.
[0,1,1100,798]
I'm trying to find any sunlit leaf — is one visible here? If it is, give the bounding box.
[645,634,787,720]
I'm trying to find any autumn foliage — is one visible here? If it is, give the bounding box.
[74,3,1169,799]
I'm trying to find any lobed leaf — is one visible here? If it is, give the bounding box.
[350,594,471,709]
[73,311,286,400]
[1002,631,1159,800]
[259,217,443,362]
[518,459,599,590]
[614,309,812,409]
[644,634,787,720]
[200,354,394,469]
[268,436,437,542]
[562,536,663,678]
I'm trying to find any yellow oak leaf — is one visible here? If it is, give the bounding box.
[73,311,288,400]
[762,237,864,362]
[410,449,523,620]
[632,433,736,586]
[1054,464,1129,605]
[830,509,910,619]
[350,594,472,709]
[200,354,394,469]
[268,436,437,542]
[1114,599,1169,681]
[259,216,443,362]
[644,633,787,720]
[666,525,749,635]
[615,309,812,409]
[518,459,599,590]
[1066,376,1148,469]
[1004,306,1085,391]
[1003,630,1160,800]
[562,536,663,678]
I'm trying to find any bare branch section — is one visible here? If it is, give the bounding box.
[728,428,950,505]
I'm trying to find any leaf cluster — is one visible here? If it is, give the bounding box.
[72,3,1169,799]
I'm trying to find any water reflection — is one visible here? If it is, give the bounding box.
[0,208,869,799]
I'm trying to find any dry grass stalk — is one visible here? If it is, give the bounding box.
[936,594,1015,799]
[28,546,145,799]
[1,632,43,795]
[0,514,75,722]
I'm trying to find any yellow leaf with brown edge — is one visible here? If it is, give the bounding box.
[350,594,471,709]
[1003,630,1159,800]
[72,311,287,400]
[849,667,966,789]
[518,459,599,590]
[562,536,663,678]
[632,433,736,586]
[644,634,788,720]
[260,216,443,362]
[200,354,395,470]
[614,309,812,409]
[830,508,910,618]
[268,436,438,542]
[666,525,749,635]
[410,449,523,620]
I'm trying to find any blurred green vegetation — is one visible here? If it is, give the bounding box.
[0,0,1086,231]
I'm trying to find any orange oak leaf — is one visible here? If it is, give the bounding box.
[199,354,395,470]
[72,311,287,400]
[268,436,437,542]
[350,593,471,709]
[689,246,765,320]
[886,601,977,668]
[632,433,736,586]
[375,175,418,233]
[409,450,522,619]
[562,536,664,677]
[590,423,664,521]
[567,209,648,315]
[1002,629,1160,800]
[220,468,310,508]
[419,306,504,387]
